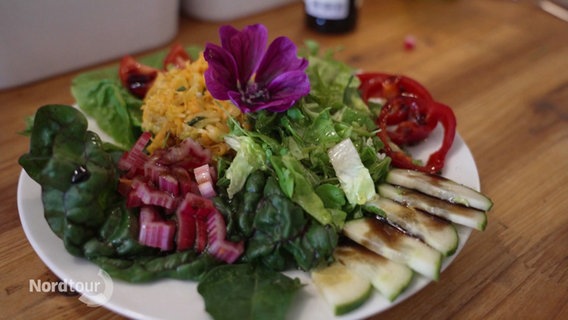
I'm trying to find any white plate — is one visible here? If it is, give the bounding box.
[17,120,479,320]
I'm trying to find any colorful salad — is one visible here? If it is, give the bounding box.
[19,24,493,319]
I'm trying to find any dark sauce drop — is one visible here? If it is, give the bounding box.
[71,165,90,184]
[127,72,157,99]
[363,216,406,249]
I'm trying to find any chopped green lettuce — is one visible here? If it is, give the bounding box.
[71,72,143,148]
[224,135,268,198]
[328,138,376,205]
[274,154,335,226]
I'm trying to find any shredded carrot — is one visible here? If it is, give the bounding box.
[141,53,246,156]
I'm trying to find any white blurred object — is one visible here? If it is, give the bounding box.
[540,0,568,22]
[0,0,180,90]
[182,0,299,22]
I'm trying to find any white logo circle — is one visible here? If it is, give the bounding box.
[77,269,114,307]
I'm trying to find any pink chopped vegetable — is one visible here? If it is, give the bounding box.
[118,132,151,176]
[158,174,179,196]
[206,209,226,242]
[119,133,241,263]
[139,206,160,224]
[194,164,213,184]
[196,208,214,253]
[172,166,200,195]
[138,221,176,251]
[126,189,143,207]
[138,207,176,251]
[144,161,169,183]
[158,137,212,169]
[197,180,217,198]
[209,240,244,264]
[206,209,244,263]
[175,205,196,251]
[194,164,217,198]
[177,192,215,212]
[133,182,177,210]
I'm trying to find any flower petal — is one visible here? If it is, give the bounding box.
[267,70,310,102]
[257,99,296,113]
[204,24,310,114]
[219,25,240,49]
[255,36,308,85]
[236,71,309,113]
[221,24,268,86]
[204,43,239,100]
[227,90,254,113]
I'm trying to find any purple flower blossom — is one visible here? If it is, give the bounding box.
[204,24,310,113]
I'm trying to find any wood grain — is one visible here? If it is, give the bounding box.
[1,1,567,319]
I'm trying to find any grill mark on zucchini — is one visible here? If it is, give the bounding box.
[378,183,488,231]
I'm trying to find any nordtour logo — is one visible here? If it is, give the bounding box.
[29,269,113,307]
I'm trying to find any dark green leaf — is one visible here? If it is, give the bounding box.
[19,105,120,257]
[198,264,303,320]
[92,252,219,283]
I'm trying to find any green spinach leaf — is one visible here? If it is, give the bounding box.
[92,252,220,283]
[217,172,338,272]
[19,104,121,256]
[198,264,303,320]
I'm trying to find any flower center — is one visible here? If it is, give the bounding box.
[241,82,270,105]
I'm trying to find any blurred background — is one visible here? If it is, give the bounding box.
[1,0,565,90]
[0,0,301,90]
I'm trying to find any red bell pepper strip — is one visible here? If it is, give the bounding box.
[119,43,191,99]
[358,72,457,174]
[119,55,159,99]
[377,101,456,173]
[163,43,191,69]
[358,72,433,105]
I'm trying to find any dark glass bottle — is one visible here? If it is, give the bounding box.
[305,0,358,34]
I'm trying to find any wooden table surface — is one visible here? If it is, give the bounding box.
[1,1,567,319]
